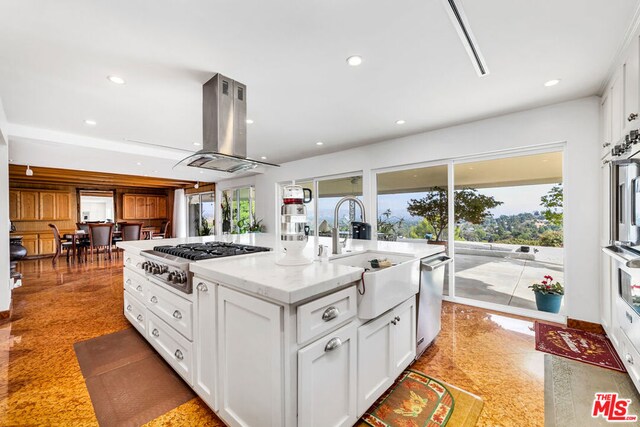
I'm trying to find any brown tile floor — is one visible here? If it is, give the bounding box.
[0,258,546,426]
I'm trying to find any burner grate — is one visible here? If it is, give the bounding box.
[152,242,271,261]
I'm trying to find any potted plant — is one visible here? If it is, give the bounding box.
[529,275,564,313]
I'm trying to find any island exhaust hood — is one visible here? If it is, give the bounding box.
[176,74,279,173]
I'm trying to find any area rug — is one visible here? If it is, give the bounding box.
[358,369,454,427]
[544,354,640,427]
[534,321,626,372]
[74,328,196,427]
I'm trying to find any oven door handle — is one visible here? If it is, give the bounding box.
[603,246,640,268]
[626,259,640,268]
[633,178,638,227]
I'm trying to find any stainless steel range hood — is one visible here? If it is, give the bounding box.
[176,74,279,173]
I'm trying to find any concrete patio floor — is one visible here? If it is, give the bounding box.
[444,251,564,312]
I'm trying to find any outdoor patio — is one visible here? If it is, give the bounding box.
[443,242,564,312]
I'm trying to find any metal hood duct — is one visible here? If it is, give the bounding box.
[176,74,279,173]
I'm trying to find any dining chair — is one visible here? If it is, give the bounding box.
[152,221,171,239]
[88,223,114,262]
[48,224,73,265]
[121,222,143,241]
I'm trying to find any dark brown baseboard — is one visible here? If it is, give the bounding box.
[567,318,605,335]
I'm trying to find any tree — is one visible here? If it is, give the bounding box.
[406,187,503,241]
[377,209,405,241]
[540,184,563,226]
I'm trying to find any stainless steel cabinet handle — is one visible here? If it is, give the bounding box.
[395,316,400,322]
[629,113,638,122]
[152,329,159,337]
[197,282,208,292]
[136,314,143,322]
[391,319,397,325]
[136,285,142,292]
[322,306,340,322]
[324,337,342,352]
[150,296,158,303]
[627,354,634,365]
[126,279,131,285]
[626,312,633,323]
[603,142,611,148]
[173,310,182,320]
[126,305,132,312]
[175,349,184,360]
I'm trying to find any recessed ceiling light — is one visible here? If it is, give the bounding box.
[260,156,267,160]
[346,55,363,66]
[107,75,125,85]
[193,142,201,146]
[246,119,254,124]
[316,141,324,146]
[199,170,204,174]
[84,119,97,126]
[544,79,561,87]
[136,162,142,166]
[395,120,406,125]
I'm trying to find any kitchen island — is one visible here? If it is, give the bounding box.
[117,234,444,427]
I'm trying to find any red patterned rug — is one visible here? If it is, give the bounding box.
[359,369,454,427]
[535,322,626,372]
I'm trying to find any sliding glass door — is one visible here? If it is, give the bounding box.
[188,192,215,237]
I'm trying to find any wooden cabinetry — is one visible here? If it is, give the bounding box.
[19,191,39,220]
[9,190,20,220]
[9,190,73,221]
[39,192,56,220]
[298,322,358,427]
[123,194,168,220]
[38,236,56,255]
[217,286,283,427]
[21,235,38,256]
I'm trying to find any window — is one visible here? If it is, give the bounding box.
[79,191,115,222]
[188,192,215,236]
[317,175,363,237]
[221,186,257,234]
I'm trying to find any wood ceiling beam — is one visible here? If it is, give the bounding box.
[9,164,203,189]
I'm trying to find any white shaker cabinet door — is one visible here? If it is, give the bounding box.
[623,35,640,135]
[298,322,358,427]
[194,278,217,411]
[357,312,394,416]
[392,297,417,376]
[217,286,284,427]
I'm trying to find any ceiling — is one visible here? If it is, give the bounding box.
[0,0,638,180]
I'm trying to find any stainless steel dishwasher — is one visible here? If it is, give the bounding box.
[416,253,452,358]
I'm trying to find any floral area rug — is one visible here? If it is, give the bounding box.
[360,369,454,427]
[535,321,626,372]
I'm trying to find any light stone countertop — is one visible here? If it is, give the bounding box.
[118,233,445,304]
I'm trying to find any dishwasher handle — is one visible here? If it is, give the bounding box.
[421,256,452,271]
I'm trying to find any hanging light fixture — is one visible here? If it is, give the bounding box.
[194,182,200,189]
[25,165,33,176]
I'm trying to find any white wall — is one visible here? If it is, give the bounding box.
[0,99,11,312]
[219,96,601,322]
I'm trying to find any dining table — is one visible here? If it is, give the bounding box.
[62,231,90,262]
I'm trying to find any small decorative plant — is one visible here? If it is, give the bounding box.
[529,275,564,295]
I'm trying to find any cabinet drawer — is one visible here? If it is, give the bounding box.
[124,290,147,335]
[146,280,193,340]
[124,268,146,304]
[297,286,357,344]
[616,298,640,346]
[147,311,194,385]
[618,328,640,390]
[123,252,145,271]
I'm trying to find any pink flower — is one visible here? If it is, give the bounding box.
[542,281,547,285]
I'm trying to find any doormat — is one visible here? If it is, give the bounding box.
[534,321,626,373]
[74,328,196,427]
[358,369,454,427]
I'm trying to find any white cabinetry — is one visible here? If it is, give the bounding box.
[612,71,624,146]
[147,310,194,385]
[623,35,640,135]
[298,322,357,427]
[217,286,284,427]
[357,297,416,415]
[601,92,613,158]
[194,278,217,411]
